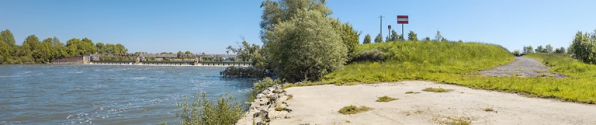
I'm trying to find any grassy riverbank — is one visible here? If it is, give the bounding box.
[322,41,596,103]
[323,41,514,84]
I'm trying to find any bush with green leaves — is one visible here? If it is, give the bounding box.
[569,30,596,64]
[263,9,347,82]
[175,92,245,125]
[351,49,384,62]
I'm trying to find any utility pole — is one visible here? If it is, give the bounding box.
[378,15,384,36]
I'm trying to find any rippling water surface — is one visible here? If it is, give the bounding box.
[0,65,253,125]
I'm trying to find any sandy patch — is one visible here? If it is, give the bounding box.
[269,81,596,125]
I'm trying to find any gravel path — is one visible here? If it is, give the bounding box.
[480,57,564,78]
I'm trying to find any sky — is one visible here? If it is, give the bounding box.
[1,0,596,54]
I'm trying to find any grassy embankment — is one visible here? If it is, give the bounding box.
[322,41,596,103]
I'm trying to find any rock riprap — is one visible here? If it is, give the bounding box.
[237,84,292,125]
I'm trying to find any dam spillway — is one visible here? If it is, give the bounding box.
[51,54,252,66]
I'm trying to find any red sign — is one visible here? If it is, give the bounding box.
[397,15,408,24]
[388,25,391,29]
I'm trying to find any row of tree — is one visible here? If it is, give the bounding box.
[362,30,448,44]
[0,29,128,64]
[569,30,596,64]
[521,44,566,54]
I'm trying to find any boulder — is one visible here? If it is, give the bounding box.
[273,88,284,93]
[270,95,278,102]
[261,89,270,95]
[256,93,266,99]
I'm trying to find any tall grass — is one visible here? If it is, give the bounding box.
[324,41,596,103]
[524,53,596,79]
[175,92,245,125]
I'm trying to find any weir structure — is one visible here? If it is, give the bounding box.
[52,54,251,66]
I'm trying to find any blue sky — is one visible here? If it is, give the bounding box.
[1,0,595,54]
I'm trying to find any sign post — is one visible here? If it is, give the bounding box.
[388,25,391,39]
[397,15,408,40]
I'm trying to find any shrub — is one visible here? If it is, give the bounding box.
[175,92,245,125]
[338,105,372,115]
[275,107,286,111]
[247,77,281,102]
[422,87,453,93]
[351,49,384,62]
[405,91,420,94]
[483,108,494,112]
[376,96,397,102]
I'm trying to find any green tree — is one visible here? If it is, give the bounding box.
[535,45,544,53]
[105,43,115,54]
[263,9,347,82]
[513,50,521,56]
[385,35,391,42]
[555,48,562,53]
[1,29,16,45]
[66,38,95,56]
[0,40,7,63]
[528,46,534,53]
[260,0,332,40]
[115,43,127,54]
[51,37,62,47]
[545,44,553,53]
[18,35,41,63]
[81,38,96,54]
[96,42,106,54]
[398,33,405,41]
[0,34,7,63]
[425,37,430,41]
[570,31,595,63]
[184,51,193,55]
[227,39,261,62]
[559,47,566,54]
[390,30,399,41]
[42,37,52,44]
[374,33,383,43]
[33,39,56,63]
[363,34,371,44]
[408,31,418,41]
[23,35,41,51]
[331,20,360,60]
[51,37,67,57]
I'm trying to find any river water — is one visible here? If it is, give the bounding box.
[0,65,253,125]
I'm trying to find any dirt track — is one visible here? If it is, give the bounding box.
[479,57,564,78]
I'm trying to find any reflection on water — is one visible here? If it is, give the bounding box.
[0,65,253,124]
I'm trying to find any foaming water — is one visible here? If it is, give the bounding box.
[0,65,253,124]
